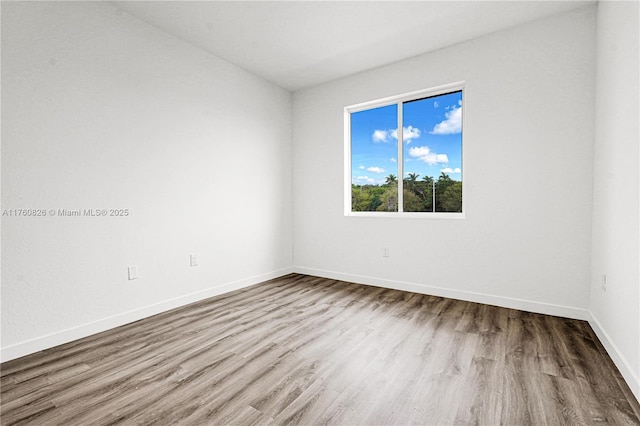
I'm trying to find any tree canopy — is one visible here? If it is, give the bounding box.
[352,172,462,213]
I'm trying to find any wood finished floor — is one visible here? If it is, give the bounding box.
[2,274,639,426]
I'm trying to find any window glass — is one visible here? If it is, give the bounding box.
[350,104,398,212]
[402,91,462,212]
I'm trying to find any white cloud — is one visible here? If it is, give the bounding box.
[391,126,421,143]
[367,166,386,174]
[408,146,430,157]
[434,101,439,108]
[441,167,461,174]
[408,146,449,165]
[373,126,421,143]
[404,126,421,142]
[358,165,365,170]
[389,157,397,163]
[430,106,462,135]
[372,129,391,143]
[354,176,376,184]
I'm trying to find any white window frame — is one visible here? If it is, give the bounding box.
[344,81,466,219]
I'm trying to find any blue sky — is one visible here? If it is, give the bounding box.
[351,91,462,186]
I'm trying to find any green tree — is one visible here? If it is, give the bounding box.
[419,175,435,211]
[435,173,455,212]
[405,173,420,188]
[422,175,434,186]
[439,180,462,212]
[352,184,385,211]
[384,174,397,186]
[403,188,423,212]
[376,185,398,212]
[352,185,369,211]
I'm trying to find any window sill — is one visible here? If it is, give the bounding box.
[345,212,465,219]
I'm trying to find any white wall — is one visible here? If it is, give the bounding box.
[590,1,640,400]
[1,2,293,361]
[293,7,596,318]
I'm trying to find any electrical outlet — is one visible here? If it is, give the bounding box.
[601,273,607,292]
[190,254,199,267]
[128,265,138,280]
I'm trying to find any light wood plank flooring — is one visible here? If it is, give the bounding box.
[2,274,639,425]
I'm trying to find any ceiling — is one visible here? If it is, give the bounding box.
[112,1,594,92]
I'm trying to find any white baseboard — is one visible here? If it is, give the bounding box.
[588,312,640,403]
[293,266,590,320]
[0,267,295,363]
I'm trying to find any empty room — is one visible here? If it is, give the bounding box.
[1,1,639,424]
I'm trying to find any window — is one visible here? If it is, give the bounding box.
[345,82,464,217]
